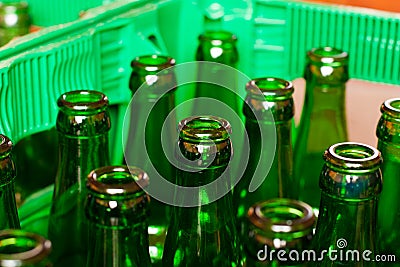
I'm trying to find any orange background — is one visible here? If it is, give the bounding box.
[305,0,400,12]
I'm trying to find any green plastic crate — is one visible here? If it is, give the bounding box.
[1,0,399,235]
[25,0,117,27]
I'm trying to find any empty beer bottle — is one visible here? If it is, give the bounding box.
[294,47,349,210]
[376,98,400,263]
[48,90,111,267]
[0,134,20,230]
[313,142,382,266]
[0,229,52,267]
[162,116,244,266]
[85,166,151,267]
[194,30,240,116]
[125,54,176,265]
[245,198,315,266]
[234,77,296,225]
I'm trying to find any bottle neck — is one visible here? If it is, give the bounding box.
[87,226,150,267]
[86,193,150,267]
[127,58,177,181]
[0,182,20,229]
[303,59,347,120]
[196,31,238,66]
[314,192,378,254]
[303,50,348,132]
[173,115,233,215]
[0,153,15,185]
[129,56,176,98]
[244,119,293,198]
[304,81,346,112]
[299,81,348,152]
[167,167,240,266]
[377,115,400,145]
[241,83,294,200]
[54,133,110,195]
[0,152,19,229]
[127,77,176,176]
[168,161,237,244]
[85,166,151,267]
[377,138,400,164]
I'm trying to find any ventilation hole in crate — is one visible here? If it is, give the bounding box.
[148,35,161,50]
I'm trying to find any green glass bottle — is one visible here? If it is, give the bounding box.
[0,1,31,46]
[0,134,20,230]
[245,198,315,267]
[234,77,296,224]
[85,165,151,267]
[313,142,382,266]
[194,30,240,116]
[294,47,349,211]
[0,229,52,267]
[125,54,176,264]
[162,116,244,267]
[376,98,400,263]
[48,90,111,267]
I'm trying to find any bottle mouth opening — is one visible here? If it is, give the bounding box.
[247,198,315,234]
[381,98,400,118]
[324,142,381,170]
[198,30,237,44]
[131,55,176,71]
[0,135,12,156]
[0,230,51,264]
[57,90,108,113]
[87,166,149,196]
[308,47,348,65]
[246,77,294,100]
[178,116,231,143]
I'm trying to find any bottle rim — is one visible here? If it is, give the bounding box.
[324,142,381,170]
[245,77,294,100]
[307,47,348,66]
[247,198,315,235]
[381,98,400,118]
[198,30,237,45]
[178,116,232,143]
[87,165,149,196]
[0,230,51,265]
[57,90,108,114]
[0,135,12,156]
[130,54,176,71]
